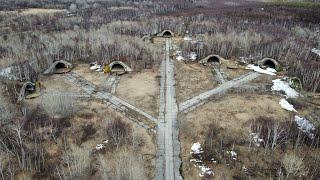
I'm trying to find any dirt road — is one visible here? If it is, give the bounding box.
[156,39,182,180]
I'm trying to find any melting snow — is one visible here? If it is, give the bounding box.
[279,99,297,112]
[312,48,320,56]
[183,36,192,41]
[246,64,276,75]
[175,50,182,56]
[294,115,315,139]
[95,144,104,150]
[176,55,185,61]
[271,79,300,98]
[199,166,214,177]
[249,133,264,147]
[0,67,18,80]
[189,52,197,61]
[190,142,203,154]
[266,67,277,73]
[190,142,214,177]
[227,150,237,160]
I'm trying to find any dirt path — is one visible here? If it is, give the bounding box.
[156,39,182,180]
[63,72,157,130]
[179,72,261,113]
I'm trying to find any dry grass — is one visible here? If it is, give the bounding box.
[72,64,109,90]
[0,8,67,15]
[116,69,159,117]
[179,93,292,179]
[175,61,217,103]
[39,74,81,93]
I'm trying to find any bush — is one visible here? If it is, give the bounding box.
[282,152,307,179]
[40,93,76,119]
[79,124,96,143]
[105,117,132,149]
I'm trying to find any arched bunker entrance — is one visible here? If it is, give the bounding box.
[258,58,279,70]
[159,30,174,38]
[263,59,276,69]
[163,31,172,37]
[109,61,133,75]
[44,60,73,74]
[18,81,41,101]
[207,56,220,64]
[54,62,68,73]
[25,83,35,95]
[199,55,222,65]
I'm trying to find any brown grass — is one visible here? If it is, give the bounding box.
[116,69,159,117]
[175,61,217,103]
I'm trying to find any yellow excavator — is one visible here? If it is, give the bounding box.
[103,64,111,74]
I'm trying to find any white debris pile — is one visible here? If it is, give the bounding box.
[279,98,297,112]
[227,150,237,160]
[190,142,214,178]
[90,62,103,72]
[294,115,315,139]
[311,48,320,56]
[246,64,276,75]
[271,79,300,98]
[249,133,264,147]
[189,52,197,61]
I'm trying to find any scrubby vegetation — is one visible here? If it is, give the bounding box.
[0,0,319,179]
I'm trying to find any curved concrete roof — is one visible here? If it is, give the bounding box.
[18,81,41,101]
[109,61,133,74]
[142,35,151,42]
[44,60,73,74]
[158,30,174,37]
[199,54,223,64]
[258,58,280,69]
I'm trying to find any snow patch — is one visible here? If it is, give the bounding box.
[95,139,109,150]
[190,142,214,177]
[227,150,237,160]
[199,166,214,177]
[176,55,185,61]
[294,115,315,139]
[266,67,277,73]
[183,36,192,41]
[95,144,104,150]
[279,99,297,112]
[312,48,320,56]
[246,64,276,75]
[175,50,182,56]
[249,133,264,147]
[0,67,18,80]
[190,142,203,155]
[271,79,299,98]
[189,52,197,61]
